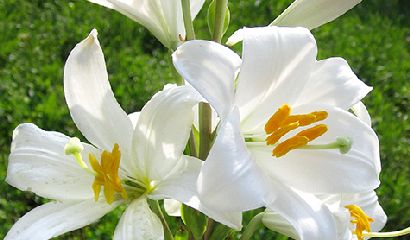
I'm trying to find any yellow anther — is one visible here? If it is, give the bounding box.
[272,136,309,157]
[89,143,127,204]
[296,124,328,141]
[311,111,328,121]
[265,104,291,134]
[283,113,317,126]
[266,122,299,145]
[346,205,374,240]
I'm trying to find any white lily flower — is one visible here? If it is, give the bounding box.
[173,26,381,239]
[5,29,205,240]
[271,0,362,30]
[263,191,387,240]
[87,0,205,49]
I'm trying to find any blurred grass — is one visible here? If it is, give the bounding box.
[0,0,408,239]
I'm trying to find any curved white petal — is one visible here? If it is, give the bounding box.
[198,109,267,212]
[114,198,163,240]
[262,211,299,240]
[64,30,133,161]
[351,101,372,126]
[234,27,317,134]
[133,85,201,181]
[88,0,204,48]
[295,57,372,110]
[249,105,380,193]
[263,180,337,240]
[271,0,362,30]
[164,199,182,217]
[6,123,98,200]
[173,40,241,118]
[5,199,116,240]
[152,155,242,230]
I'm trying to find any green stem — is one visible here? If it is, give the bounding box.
[151,200,174,240]
[240,213,265,240]
[181,0,196,40]
[199,102,212,160]
[212,0,228,43]
[189,129,198,157]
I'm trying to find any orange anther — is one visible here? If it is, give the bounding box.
[266,122,299,145]
[283,114,317,126]
[265,104,291,134]
[311,111,328,121]
[272,136,309,157]
[296,124,328,141]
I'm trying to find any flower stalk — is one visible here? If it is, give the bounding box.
[212,0,228,43]
[149,200,174,240]
[181,0,196,41]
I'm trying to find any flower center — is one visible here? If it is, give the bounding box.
[89,143,128,204]
[345,205,374,240]
[264,104,329,157]
[64,138,127,205]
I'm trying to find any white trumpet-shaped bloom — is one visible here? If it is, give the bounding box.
[87,0,205,49]
[5,30,204,240]
[262,191,386,240]
[173,26,381,239]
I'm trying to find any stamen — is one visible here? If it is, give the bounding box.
[265,104,291,134]
[89,143,127,204]
[272,136,309,157]
[266,122,299,145]
[311,111,328,121]
[296,124,328,141]
[345,205,374,240]
[363,226,410,238]
[283,113,317,126]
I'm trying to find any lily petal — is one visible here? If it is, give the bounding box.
[7,123,98,200]
[128,111,141,129]
[351,101,372,126]
[114,198,163,240]
[263,179,337,240]
[5,199,116,240]
[233,27,317,134]
[270,0,362,30]
[133,85,201,181]
[64,29,133,159]
[198,109,267,212]
[152,155,242,230]
[173,40,241,118]
[295,57,372,110]
[249,105,380,194]
[88,0,205,48]
[164,199,182,217]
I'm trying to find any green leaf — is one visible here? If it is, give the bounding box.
[181,205,207,240]
[175,230,189,240]
[207,0,230,37]
[208,223,234,240]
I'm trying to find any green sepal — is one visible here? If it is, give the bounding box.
[181,204,207,239]
[207,0,230,38]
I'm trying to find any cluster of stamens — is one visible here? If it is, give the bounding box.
[89,144,128,204]
[64,138,128,205]
[345,205,374,240]
[265,104,328,157]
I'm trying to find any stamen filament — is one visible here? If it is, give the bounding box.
[299,137,353,154]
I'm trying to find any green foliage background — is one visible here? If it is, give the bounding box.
[0,0,408,239]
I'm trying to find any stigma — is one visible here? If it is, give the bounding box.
[264,104,329,157]
[89,144,128,204]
